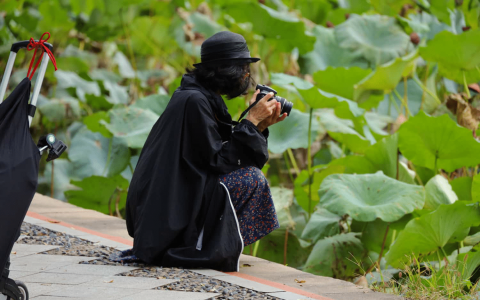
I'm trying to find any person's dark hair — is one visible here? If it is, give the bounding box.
[186,62,256,99]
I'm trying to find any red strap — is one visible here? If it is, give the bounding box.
[26,32,58,80]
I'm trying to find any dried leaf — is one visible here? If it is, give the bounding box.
[241,264,252,267]
[294,279,306,283]
[47,220,60,224]
[446,93,480,135]
[11,251,17,255]
[104,280,114,283]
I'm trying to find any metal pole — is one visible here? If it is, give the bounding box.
[0,52,17,104]
[28,52,50,127]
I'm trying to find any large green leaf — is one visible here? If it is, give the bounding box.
[451,177,473,201]
[129,16,173,56]
[472,173,480,202]
[55,70,100,101]
[335,14,415,66]
[319,172,425,222]
[354,51,418,107]
[386,202,480,268]
[313,67,371,100]
[270,73,365,119]
[424,175,458,210]
[429,0,456,25]
[370,0,411,16]
[65,175,129,215]
[304,233,367,279]
[398,111,480,172]
[102,107,159,149]
[83,111,112,138]
[268,109,320,154]
[300,26,368,74]
[68,127,130,179]
[38,159,78,202]
[316,110,371,154]
[131,94,170,116]
[225,2,315,54]
[301,209,341,244]
[420,30,480,84]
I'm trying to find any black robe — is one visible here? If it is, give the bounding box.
[126,74,269,271]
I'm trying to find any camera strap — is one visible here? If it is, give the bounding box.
[237,100,260,122]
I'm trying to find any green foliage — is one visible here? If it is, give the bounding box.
[319,172,425,222]
[398,112,480,172]
[386,202,480,268]
[5,0,480,290]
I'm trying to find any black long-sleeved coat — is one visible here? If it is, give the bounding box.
[126,74,269,271]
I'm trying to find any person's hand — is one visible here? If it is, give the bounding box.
[246,90,277,126]
[257,101,287,132]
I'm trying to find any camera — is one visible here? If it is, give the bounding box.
[256,84,293,116]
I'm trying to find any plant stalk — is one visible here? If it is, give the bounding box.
[283,228,289,265]
[377,224,390,268]
[393,89,412,117]
[412,76,441,105]
[420,63,429,111]
[286,148,300,175]
[283,152,295,183]
[404,76,408,118]
[307,108,314,219]
[252,240,260,257]
[463,71,471,98]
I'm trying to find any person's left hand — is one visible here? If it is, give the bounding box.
[257,101,287,132]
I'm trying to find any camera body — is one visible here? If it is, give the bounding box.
[256,84,293,116]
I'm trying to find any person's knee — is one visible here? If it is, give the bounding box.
[250,167,268,190]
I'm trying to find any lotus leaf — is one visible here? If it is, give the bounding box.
[304,233,367,279]
[316,110,371,154]
[69,127,130,179]
[39,159,77,201]
[472,173,480,202]
[65,175,129,215]
[420,30,480,84]
[300,26,368,74]
[113,51,135,79]
[268,109,320,154]
[83,111,112,138]
[398,111,480,172]
[101,107,159,149]
[424,175,458,210]
[55,70,101,101]
[312,67,371,100]
[386,202,480,267]
[354,51,418,107]
[131,94,170,116]
[319,172,425,222]
[335,14,414,66]
[450,177,473,201]
[301,209,341,244]
[225,3,315,54]
[370,0,412,16]
[429,0,456,25]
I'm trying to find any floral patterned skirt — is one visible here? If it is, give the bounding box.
[219,166,279,246]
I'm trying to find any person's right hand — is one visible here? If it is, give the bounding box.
[246,90,277,126]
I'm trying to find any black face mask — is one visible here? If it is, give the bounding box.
[227,73,253,99]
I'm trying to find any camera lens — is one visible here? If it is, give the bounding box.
[274,96,293,116]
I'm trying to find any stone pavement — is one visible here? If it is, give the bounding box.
[13,193,403,300]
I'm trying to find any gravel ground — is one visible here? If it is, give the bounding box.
[18,222,281,300]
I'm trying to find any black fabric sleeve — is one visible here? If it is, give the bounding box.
[182,95,269,174]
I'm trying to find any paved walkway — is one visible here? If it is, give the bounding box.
[12,193,403,300]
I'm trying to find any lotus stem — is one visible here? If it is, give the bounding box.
[463,71,471,98]
[307,108,314,219]
[253,240,260,257]
[389,93,401,115]
[103,138,113,176]
[377,224,390,268]
[393,89,412,117]
[283,228,289,265]
[420,63,429,111]
[283,152,295,183]
[412,76,441,105]
[404,77,408,118]
[286,148,300,175]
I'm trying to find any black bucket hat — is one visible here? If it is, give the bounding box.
[193,31,260,67]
